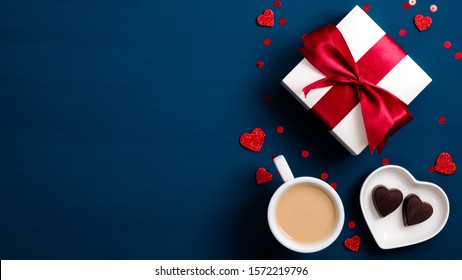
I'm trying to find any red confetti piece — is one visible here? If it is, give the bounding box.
[429,166,435,173]
[444,41,452,49]
[301,150,309,158]
[363,5,371,12]
[264,96,272,104]
[399,29,407,37]
[409,0,416,6]
[382,158,390,165]
[438,116,446,124]
[414,14,432,32]
[256,60,264,68]
[321,172,328,180]
[273,0,281,8]
[263,38,271,46]
[435,152,456,175]
[344,235,361,252]
[455,52,462,60]
[256,9,274,27]
[239,128,266,152]
[276,126,284,134]
[430,5,437,13]
[403,2,411,10]
[348,221,356,229]
[330,182,337,189]
[279,18,287,25]
[256,167,273,184]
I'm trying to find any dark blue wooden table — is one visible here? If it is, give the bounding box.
[1,0,461,259]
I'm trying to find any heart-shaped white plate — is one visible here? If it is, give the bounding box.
[360,165,449,249]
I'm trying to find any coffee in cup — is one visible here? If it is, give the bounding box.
[276,183,337,244]
[268,155,344,253]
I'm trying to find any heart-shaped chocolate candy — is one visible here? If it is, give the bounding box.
[372,186,403,217]
[403,194,433,226]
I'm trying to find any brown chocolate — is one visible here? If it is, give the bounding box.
[403,194,433,226]
[372,186,403,217]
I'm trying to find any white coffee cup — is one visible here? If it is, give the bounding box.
[268,155,345,253]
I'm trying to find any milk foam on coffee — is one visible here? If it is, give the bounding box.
[276,184,337,244]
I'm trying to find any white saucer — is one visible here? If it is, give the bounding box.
[360,165,449,249]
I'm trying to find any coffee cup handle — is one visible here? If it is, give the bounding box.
[273,155,295,183]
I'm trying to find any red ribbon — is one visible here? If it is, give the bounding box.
[299,24,413,154]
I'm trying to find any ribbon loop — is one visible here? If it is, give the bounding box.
[300,25,411,154]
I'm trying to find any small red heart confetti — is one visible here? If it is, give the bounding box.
[330,182,337,189]
[256,60,264,68]
[256,9,274,27]
[240,128,266,152]
[301,150,309,158]
[399,29,407,37]
[429,165,436,173]
[363,5,371,13]
[382,158,390,165]
[435,152,456,175]
[348,221,356,229]
[256,167,273,184]
[344,235,361,252]
[263,38,271,46]
[455,52,462,61]
[321,172,328,180]
[276,126,284,134]
[403,2,411,10]
[444,41,452,49]
[273,0,281,8]
[438,116,446,124]
[278,18,287,25]
[414,14,432,32]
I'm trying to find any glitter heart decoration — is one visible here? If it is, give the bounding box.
[255,167,272,184]
[414,14,432,32]
[239,128,265,152]
[256,9,274,27]
[435,152,456,175]
[344,235,361,252]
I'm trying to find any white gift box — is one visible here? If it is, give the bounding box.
[281,6,432,155]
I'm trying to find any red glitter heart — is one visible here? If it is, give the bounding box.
[256,9,274,27]
[414,14,432,32]
[435,152,456,175]
[239,128,265,152]
[256,167,272,184]
[344,235,361,252]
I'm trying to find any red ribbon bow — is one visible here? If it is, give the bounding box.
[299,24,413,154]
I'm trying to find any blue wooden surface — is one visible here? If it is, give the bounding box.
[1,0,461,259]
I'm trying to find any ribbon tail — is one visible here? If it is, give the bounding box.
[376,110,413,154]
[359,83,413,155]
[303,74,353,97]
